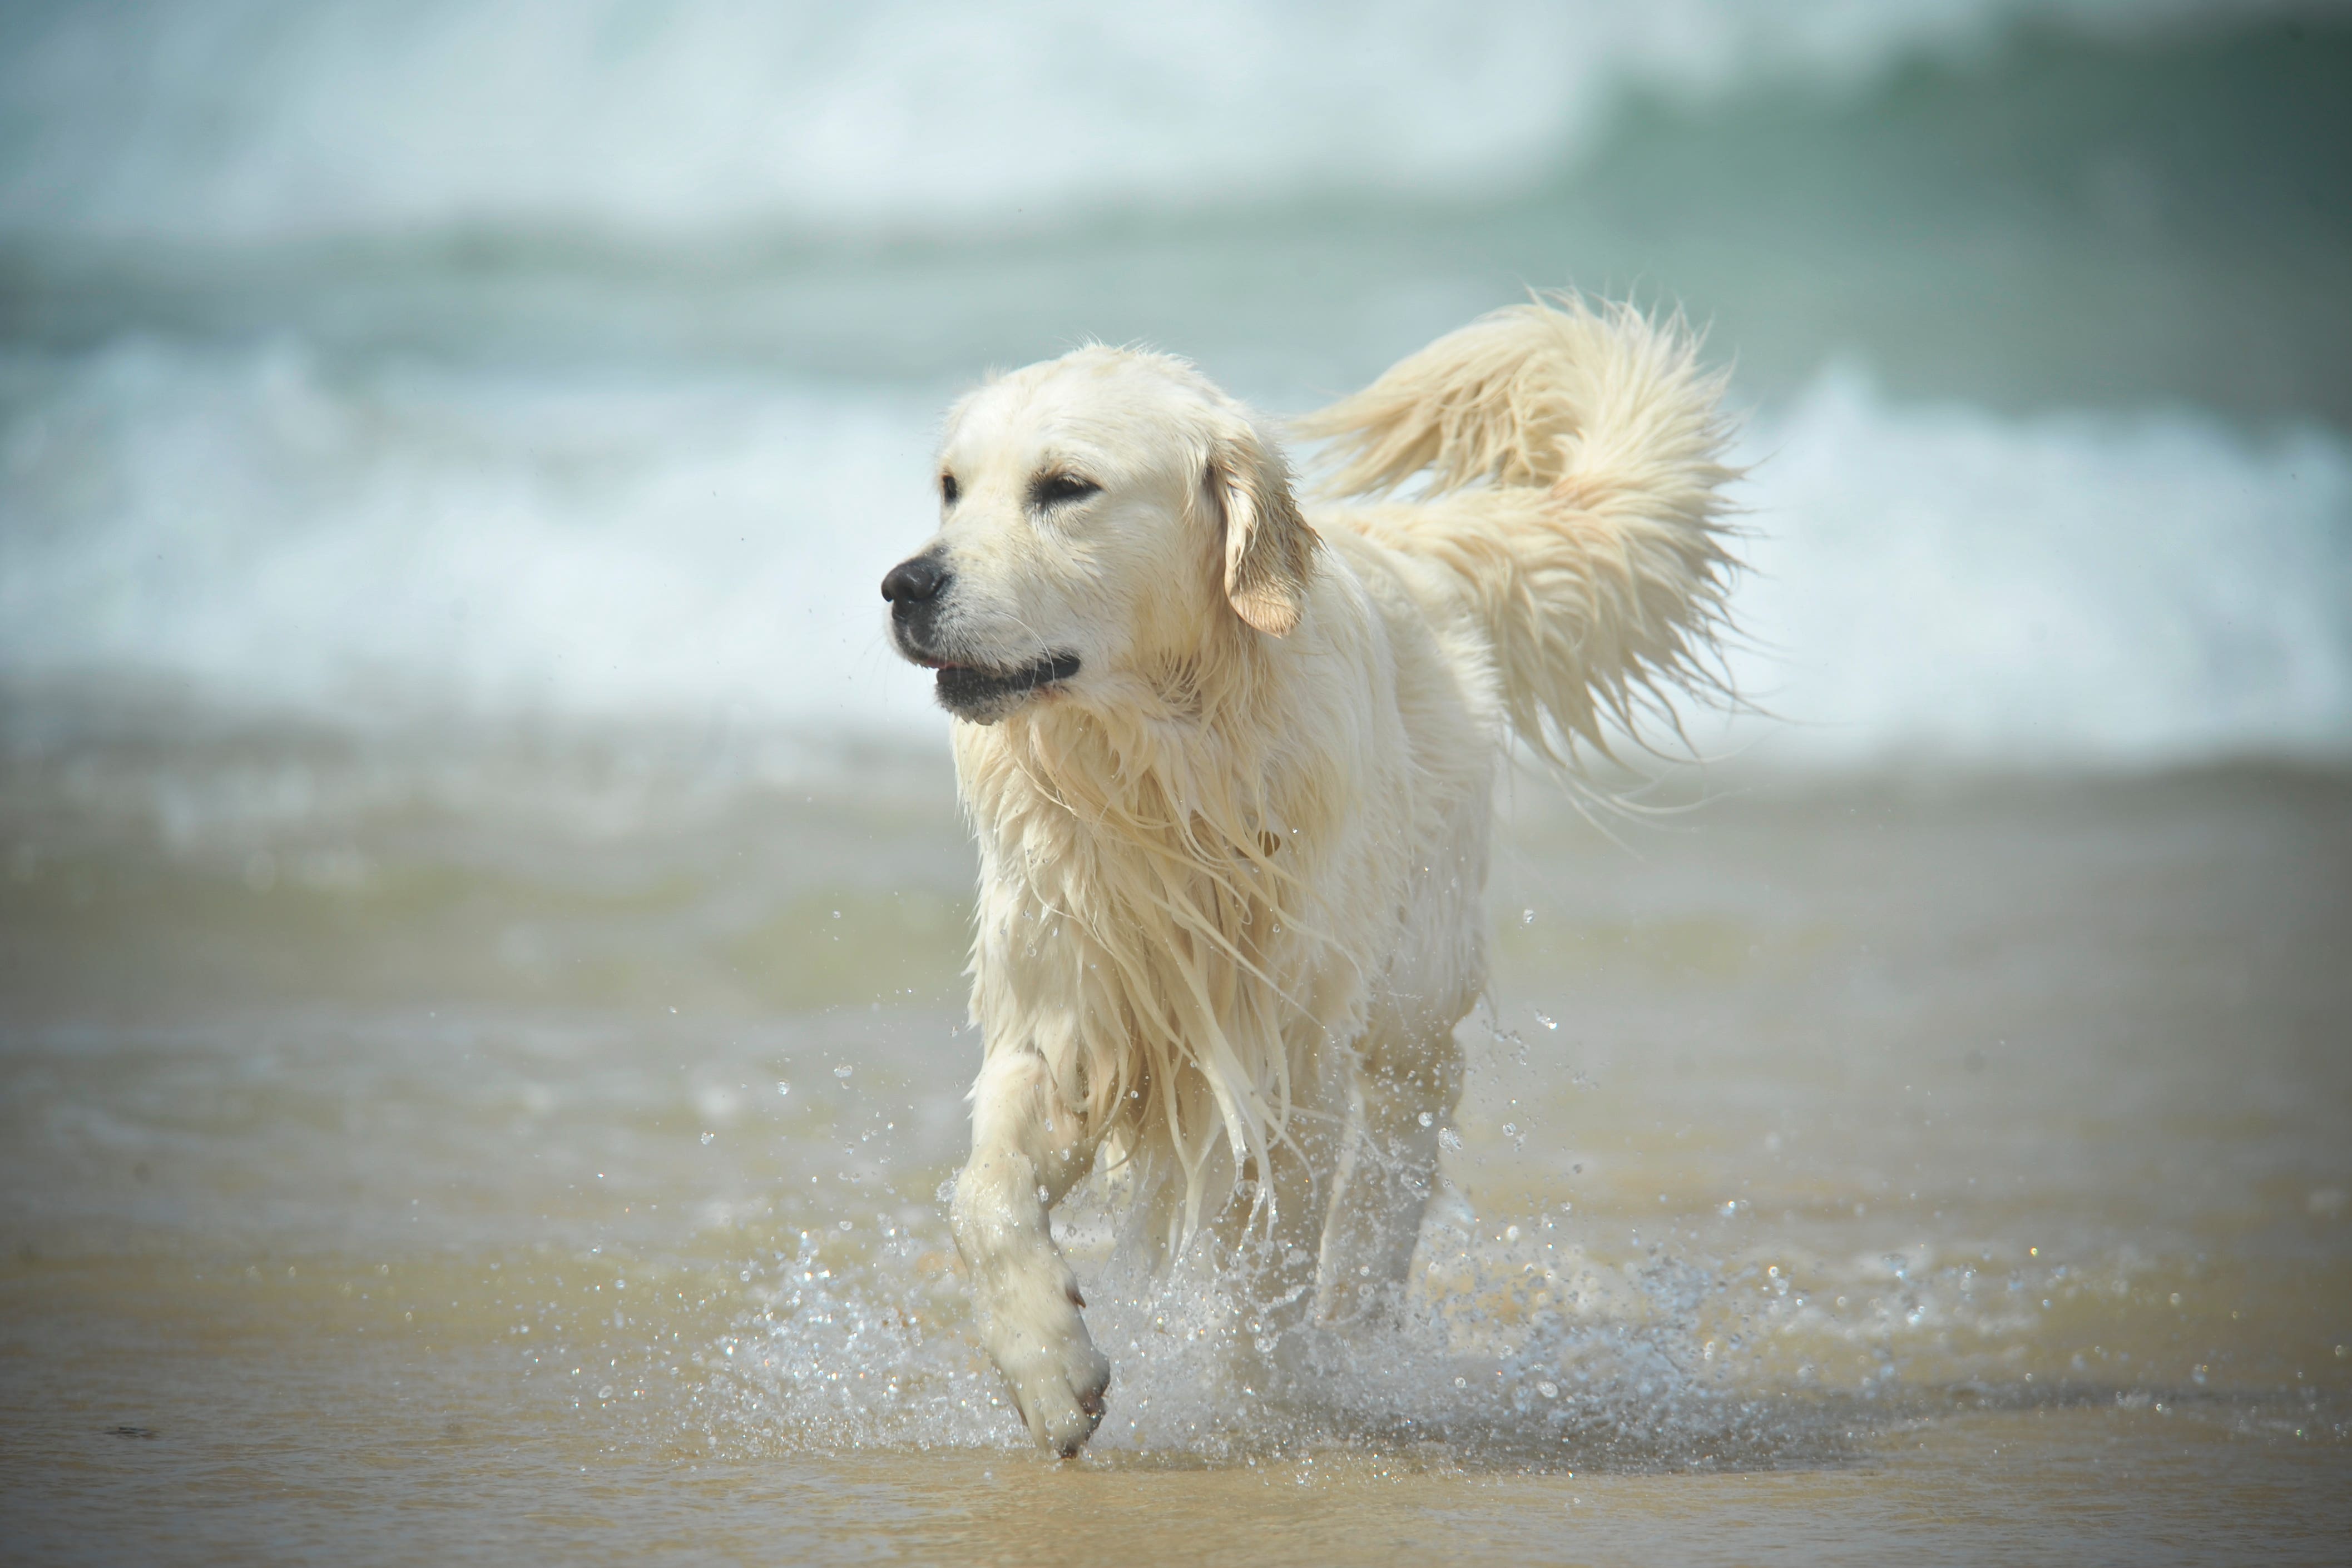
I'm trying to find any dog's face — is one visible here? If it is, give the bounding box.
[883,348,1315,724]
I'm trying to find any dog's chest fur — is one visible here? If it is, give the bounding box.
[947,544,1499,1220]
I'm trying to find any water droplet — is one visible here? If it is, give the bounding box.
[1521,909,1535,925]
[597,1385,614,1400]
[1533,1010,1558,1030]
[1538,1381,1558,1399]
[833,1065,853,1079]
[1438,1128,1462,1153]
[699,1131,715,1145]
[776,1081,791,1096]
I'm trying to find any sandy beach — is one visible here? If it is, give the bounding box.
[2,721,2344,1561]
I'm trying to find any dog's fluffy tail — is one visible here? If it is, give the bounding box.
[1295,293,1740,763]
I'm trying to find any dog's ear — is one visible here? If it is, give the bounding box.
[1208,419,1317,637]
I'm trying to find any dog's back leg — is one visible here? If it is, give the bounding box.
[1207,1049,1351,1349]
[1314,1020,1466,1325]
[1316,765,1488,1327]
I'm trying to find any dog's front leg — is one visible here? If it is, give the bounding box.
[950,1048,1110,1456]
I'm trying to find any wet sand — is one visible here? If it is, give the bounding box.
[2,723,2346,1562]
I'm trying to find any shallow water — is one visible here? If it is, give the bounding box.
[5,3,2349,1558]
[2,727,2346,1561]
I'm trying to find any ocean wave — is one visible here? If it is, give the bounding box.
[1721,368,2352,768]
[0,338,949,733]
[4,338,2346,770]
[0,0,2323,244]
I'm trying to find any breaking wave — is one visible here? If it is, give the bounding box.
[1,0,2310,244]
[5,339,2345,770]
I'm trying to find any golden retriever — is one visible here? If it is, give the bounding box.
[882,295,1736,1453]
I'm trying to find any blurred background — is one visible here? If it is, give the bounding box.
[2,0,2347,765]
[2,2,2349,1557]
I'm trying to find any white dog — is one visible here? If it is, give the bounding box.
[882,295,1736,1453]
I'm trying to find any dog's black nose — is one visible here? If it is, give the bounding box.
[882,555,949,605]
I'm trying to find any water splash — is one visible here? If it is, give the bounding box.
[694,1169,2174,1471]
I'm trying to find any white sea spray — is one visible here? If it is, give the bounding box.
[6,341,2345,770]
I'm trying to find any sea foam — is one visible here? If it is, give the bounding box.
[4,339,2345,770]
[1721,368,2352,768]
[0,0,2303,244]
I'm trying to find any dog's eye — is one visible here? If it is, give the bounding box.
[940,473,959,506]
[1028,473,1101,510]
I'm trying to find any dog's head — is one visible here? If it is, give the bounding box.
[883,348,1316,725]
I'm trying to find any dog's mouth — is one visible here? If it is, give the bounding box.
[912,651,1082,722]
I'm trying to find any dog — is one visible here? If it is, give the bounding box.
[881,295,1737,1453]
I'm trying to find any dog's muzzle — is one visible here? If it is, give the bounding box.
[931,652,1082,722]
[882,553,1081,723]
